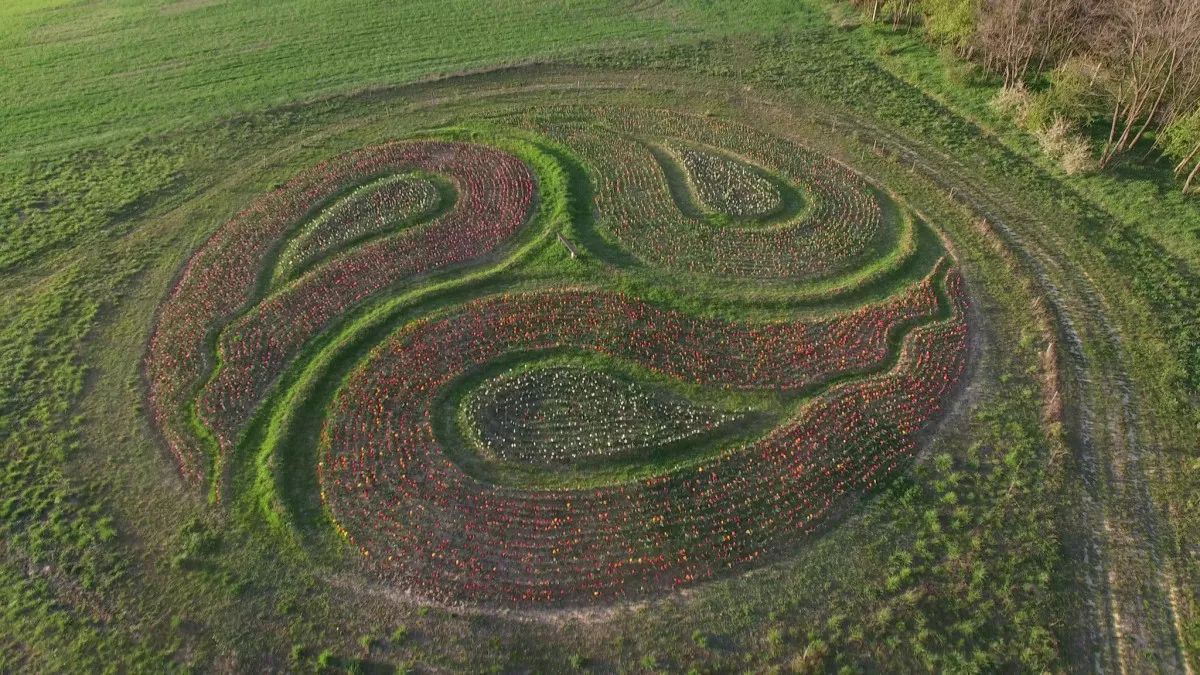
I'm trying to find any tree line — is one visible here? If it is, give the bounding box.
[848,0,1200,192]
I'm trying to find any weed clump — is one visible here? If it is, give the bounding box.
[1034,117,1098,176]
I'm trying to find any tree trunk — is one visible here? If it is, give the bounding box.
[1018,50,1034,86]
[1184,158,1200,193]
[1130,51,1178,150]
[1130,76,1172,150]
[1034,48,1049,80]
[1112,83,1153,158]
[1175,141,1200,177]
[1101,99,1124,166]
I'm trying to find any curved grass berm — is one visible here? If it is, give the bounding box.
[519,107,885,278]
[145,141,535,489]
[318,270,967,605]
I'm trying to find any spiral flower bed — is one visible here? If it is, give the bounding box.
[144,107,969,610]
[520,107,883,278]
[318,269,966,606]
[145,141,535,484]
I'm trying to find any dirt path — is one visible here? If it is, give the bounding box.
[784,106,1186,673]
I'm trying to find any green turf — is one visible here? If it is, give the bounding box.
[0,0,818,160]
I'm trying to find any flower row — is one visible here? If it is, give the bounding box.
[144,141,535,485]
[517,107,883,279]
[275,174,441,282]
[318,268,967,606]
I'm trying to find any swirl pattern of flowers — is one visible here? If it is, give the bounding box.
[145,107,970,609]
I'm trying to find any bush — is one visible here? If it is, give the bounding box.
[990,83,1032,125]
[1026,58,1105,131]
[1034,117,1097,176]
[944,54,989,88]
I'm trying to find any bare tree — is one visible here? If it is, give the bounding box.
[1160,105,1200,192]
[975,0,1089,88]
[1096,0,1200,166]
[1028,0,1093,78]
[976,0,1037,87]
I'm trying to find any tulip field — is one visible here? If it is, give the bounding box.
[10,2,1198,669]
[463,365,745,466]
[319,272,967,605]
[137,103,976,613]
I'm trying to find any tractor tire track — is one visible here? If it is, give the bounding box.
[795,109,1185,674]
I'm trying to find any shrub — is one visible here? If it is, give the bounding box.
[989,83,1032,125]
[1034,117,1097,176]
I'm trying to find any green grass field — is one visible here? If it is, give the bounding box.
[0,0,824,159]
[2,1,1198,672]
